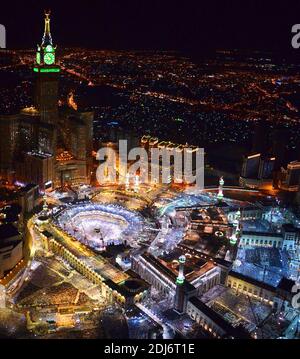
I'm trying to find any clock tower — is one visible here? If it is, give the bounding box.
[34,10,60,125]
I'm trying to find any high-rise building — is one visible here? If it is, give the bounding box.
[0,224,23,279]
[0,11,94,189]
[241,153,261,178]
[140,135,200,185]
[16,152,54,188]
[240,153,275,189]
[258,156,275,179]
[34,11,60,127]
[0,114,18,177]
[217,176,224,202]
[279,161,300,191]
[286,161,300,187]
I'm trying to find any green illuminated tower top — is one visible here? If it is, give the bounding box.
[34,10,60,126]
[34,10,60,73]
[176,255,186,285]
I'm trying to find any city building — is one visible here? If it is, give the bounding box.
[227,206,264,221]
[140,135,200,185]
[258,156,275,179]
[186,296,250,339]
[0,114,19,178]
[226,271,296,312]
[16,153,54,189]
[279,161,300,192]
[0,224,23,279]
[132,250,221,304]
[241,153,261,179]
[238,224,299,251]
[239,231,284,249]
[0,12,93,189]
[18,184,40,214]
[239,154,275,189]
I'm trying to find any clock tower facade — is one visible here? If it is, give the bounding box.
[34,11,60,126]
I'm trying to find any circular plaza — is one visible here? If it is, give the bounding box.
[55,203,145,251]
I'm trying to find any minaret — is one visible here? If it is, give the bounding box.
[42,194,48,212]
[230,221,242,246]
[229,218,242,261]
[230,208,242,245]
[217,176,224,202]
[174,255,186,314]
[34,10,60,129]
[234,208,241,226]
[176,255,186,285]
[42,194,50,217]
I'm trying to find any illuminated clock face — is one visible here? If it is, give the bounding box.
[44,52,55,65]
[45,45,54,53]
[36,52,41,64]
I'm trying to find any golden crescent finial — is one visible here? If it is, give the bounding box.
[44,10,51,19]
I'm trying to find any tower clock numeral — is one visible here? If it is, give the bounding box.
[44,52,55,65]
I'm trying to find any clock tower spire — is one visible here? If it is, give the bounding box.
[42,10,53,46]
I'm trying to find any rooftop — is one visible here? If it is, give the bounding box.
[0,224,20,241]
[188,296,251,338]
[242,231,282,238]
[229,270,276,292]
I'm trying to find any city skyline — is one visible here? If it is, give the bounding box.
[0,6,300,344]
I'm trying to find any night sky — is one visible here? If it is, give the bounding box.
[1,0,300,53]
